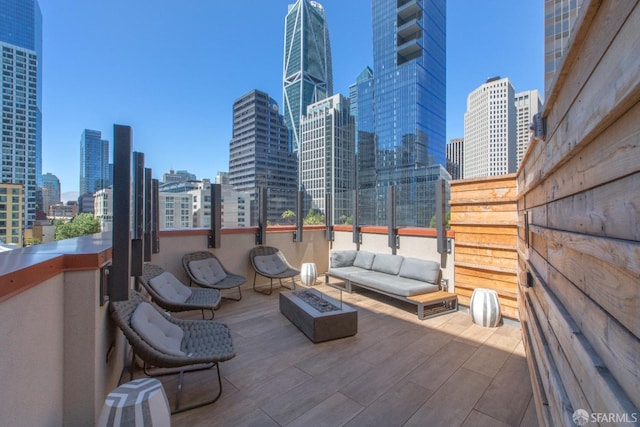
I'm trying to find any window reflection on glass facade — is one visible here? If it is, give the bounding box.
[355,0,448,227]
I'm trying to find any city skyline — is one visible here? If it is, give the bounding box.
[36,0,543,199]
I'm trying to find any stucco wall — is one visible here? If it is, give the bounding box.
[0,274,65,426]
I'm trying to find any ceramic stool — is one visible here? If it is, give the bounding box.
[470,288,501,327]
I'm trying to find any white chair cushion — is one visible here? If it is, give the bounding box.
[188,258,227,286]
[131,302,185,356]
[253,254,288,275]
[148,271,192,303]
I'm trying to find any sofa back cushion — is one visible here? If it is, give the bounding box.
[399,257,440,284]
[353,251,376,270]
[372,254,404,275]
[331,250,358,268]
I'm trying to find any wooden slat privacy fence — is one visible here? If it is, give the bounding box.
[450,174,519,320]
[517,0,640,425]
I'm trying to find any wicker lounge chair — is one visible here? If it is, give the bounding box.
[182,251,246,301]
[249,246,300,295]
[109,291,235,414]
[136,263,221,319]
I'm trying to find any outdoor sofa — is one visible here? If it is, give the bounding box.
[327,250,457,320]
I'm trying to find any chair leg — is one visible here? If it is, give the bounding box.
[141,361,221,414]
[221,286,242,301]
[172,363,223,414]
[253,273,273,295]
[280,277,295,291]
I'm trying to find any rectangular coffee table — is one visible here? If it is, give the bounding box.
[279,288,357,343]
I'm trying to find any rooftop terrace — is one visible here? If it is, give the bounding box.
[167,282,537,427]
[0,1,638,425]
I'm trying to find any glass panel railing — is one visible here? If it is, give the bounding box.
[266,187,298,226]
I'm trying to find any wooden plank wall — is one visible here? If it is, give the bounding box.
[449,174,519,320]
[517,0,640,425]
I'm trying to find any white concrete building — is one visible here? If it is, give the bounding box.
[464,77,516,179]
[300,94,355,221]
[220,185,249,228]
[188,179,211,228]
[93,187,113,232]
[159,192,193,229]
[515,90,543,167]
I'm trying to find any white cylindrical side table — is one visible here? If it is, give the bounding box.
[470,288,501,328]
[97,378,170,427]
[300,262,318,287]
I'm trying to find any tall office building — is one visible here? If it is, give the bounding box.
[515,90,543,167]
[446,138,464,180]
[228,90,298,225]
[464,77,517,179]
[41,172,61,212]
[1,0,42,229]
[358,0,447,227]
[79,129,109,195]
[544,0,584,96]
[283,0,333,154]
[300,94,355,222]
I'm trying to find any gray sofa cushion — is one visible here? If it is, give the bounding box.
[330,250,358,268]
[353,251,375,269]
[350,271,439,297]
[399,257,441,284]
[328,266,370,281]
[371,254,404,275]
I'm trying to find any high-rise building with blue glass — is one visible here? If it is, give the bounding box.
[355,0,447,227]
[0,0,42,228]
[283,0,333,155]
[79,129,109,195]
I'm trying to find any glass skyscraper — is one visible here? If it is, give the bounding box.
[79,129,109,196]
[0,0,42,228]
[356,0,447,227]
[283,0,333,154]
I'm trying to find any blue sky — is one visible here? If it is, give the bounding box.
[38,0,543,199]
